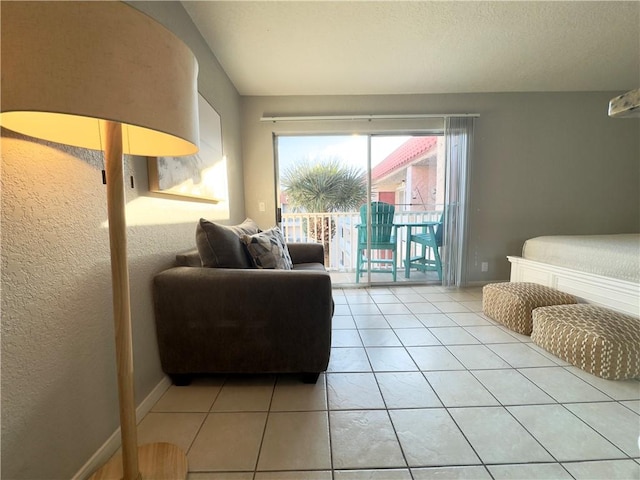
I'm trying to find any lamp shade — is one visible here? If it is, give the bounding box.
[0,1,199,156]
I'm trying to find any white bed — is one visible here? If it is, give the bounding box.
[508,234,640,317]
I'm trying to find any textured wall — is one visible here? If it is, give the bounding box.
[0,134,225,479]
[1,134,117,478]
[241,91,640,283]
[1,2,243,478]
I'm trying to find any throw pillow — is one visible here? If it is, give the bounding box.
[241,227,293,270]
[196,218,260,268]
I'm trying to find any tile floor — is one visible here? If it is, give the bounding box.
[140,285,640,480]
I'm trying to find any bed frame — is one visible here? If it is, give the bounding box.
[508,256,640,317]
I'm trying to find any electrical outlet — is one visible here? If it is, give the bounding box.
[481,262,489,272]
[259,202,266,212]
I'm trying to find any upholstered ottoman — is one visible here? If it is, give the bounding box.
[531,304,640,380]
[482,282,577,335]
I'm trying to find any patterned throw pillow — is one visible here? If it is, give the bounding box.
[241,227,293,270]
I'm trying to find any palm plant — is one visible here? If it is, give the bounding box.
[281,158,367,266]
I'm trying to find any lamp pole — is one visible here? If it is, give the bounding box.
[104,121,140,480]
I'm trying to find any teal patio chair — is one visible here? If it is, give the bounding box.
[405,213,443,281]
[355,202,397,282]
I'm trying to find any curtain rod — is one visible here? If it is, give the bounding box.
[260,113,480,122]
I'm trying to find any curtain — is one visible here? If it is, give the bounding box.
[442,117,475,287]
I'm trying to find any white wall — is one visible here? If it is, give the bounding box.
[0,2,243,478]
[241,92,639,282]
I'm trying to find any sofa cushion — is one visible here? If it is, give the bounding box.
[196,218,259,268]
[242,227,293,270]
[293,263,327,272]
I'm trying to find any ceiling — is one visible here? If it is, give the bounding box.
[181,1,639,97]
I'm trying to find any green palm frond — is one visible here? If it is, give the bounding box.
[281,157,367,213]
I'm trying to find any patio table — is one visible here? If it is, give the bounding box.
[394,221,441,279]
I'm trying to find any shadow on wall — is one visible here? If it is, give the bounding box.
[1,224,209,479]
[2,257,118,479]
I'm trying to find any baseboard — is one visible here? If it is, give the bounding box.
[72,375,172,480]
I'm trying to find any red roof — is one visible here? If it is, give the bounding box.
[372,137,437,181]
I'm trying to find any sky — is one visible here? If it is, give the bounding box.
[276,135,410,176]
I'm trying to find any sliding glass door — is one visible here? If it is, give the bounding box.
[276,133,446,287]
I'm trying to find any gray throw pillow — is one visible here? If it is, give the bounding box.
[241,227,293,270]
[196,218,260,268]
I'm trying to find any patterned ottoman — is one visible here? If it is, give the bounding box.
[482,282,577,335]
[532,304,640,380]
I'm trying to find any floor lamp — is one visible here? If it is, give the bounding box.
[1,2,199,479]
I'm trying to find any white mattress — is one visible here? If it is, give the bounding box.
[522,234,640,283]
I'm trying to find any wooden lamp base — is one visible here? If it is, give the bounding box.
[89,443,187,480]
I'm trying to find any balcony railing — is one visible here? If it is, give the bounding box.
[281,208,442,272]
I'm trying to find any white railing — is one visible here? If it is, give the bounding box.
[281,208,443,271]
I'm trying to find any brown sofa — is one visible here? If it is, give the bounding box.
[152,219,333,385]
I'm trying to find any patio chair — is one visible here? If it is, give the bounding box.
[355,202,397,282]
[405,212,443,281]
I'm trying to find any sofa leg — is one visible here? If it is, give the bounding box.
[300,372,320,384]
[170,374,192,386]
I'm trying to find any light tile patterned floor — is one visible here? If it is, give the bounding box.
[140,285,640,480]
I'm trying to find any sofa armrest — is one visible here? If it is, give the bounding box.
[175,248,201,267]
[152,266,333,375]
[287,242,324,265]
